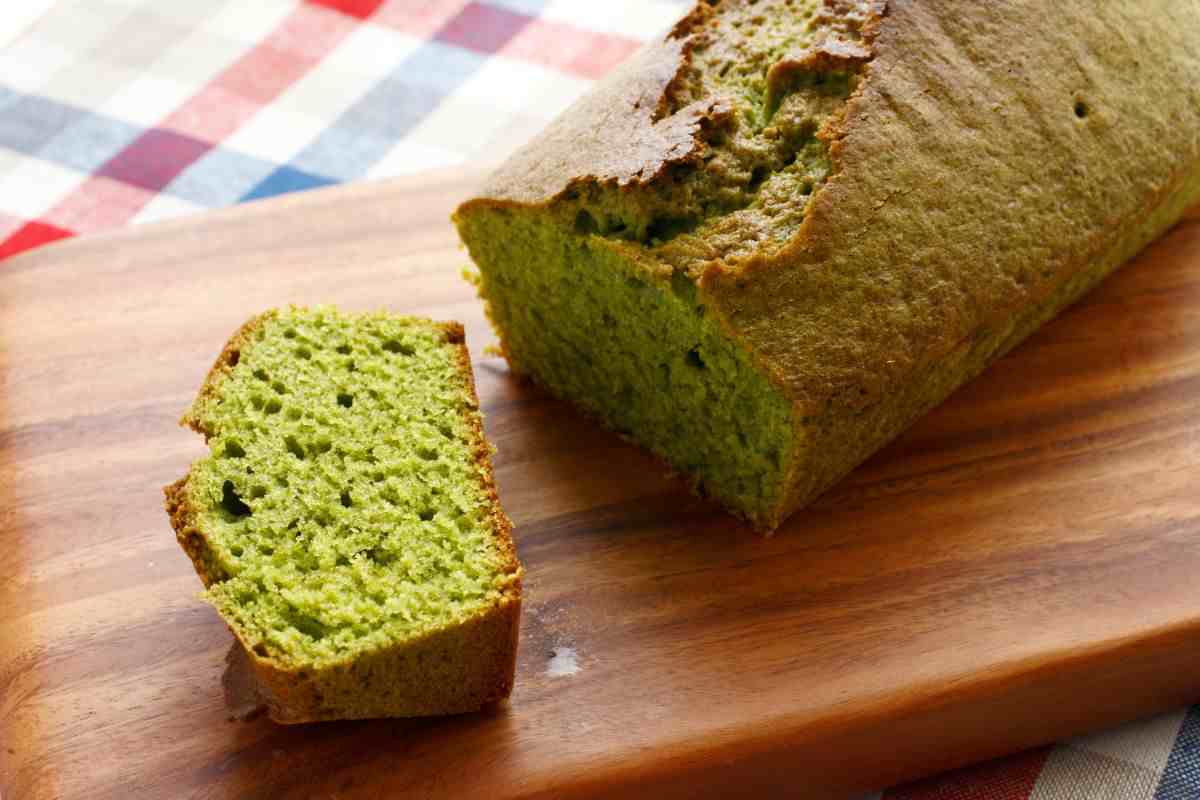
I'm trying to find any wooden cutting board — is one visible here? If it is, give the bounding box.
[2,169,1198,800]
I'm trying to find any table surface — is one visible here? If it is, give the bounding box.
[1,170,1198,800]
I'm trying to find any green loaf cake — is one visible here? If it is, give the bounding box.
[454,0,1200,530]
[165,307,522,723]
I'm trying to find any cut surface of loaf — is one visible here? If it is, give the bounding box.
[455,0,1200,529]
[165,307,521,723]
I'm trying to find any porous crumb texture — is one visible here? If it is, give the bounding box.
[174,307,519,676]
[457,0,1200,529]
[457,211,795,517]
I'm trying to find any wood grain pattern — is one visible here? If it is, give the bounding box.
[1,170,1198,800]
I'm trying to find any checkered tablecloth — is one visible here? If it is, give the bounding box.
[1,2,1197,797]
[0,0,686,258]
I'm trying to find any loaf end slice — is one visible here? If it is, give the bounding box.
[165,307,521,723]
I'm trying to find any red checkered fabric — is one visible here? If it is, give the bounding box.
[0,0,676,258]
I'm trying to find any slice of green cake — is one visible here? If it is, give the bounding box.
[165,307,522,723]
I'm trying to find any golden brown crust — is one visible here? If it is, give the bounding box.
[246,595,522,724]
[163,476,226,588]
[447,322,524,697]
[180,311,277,437]
[164,308,523,722]
[167,313,278,585]
[448,327,523,591]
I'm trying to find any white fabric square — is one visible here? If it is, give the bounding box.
[223,104,326,163]
[102,72,193,127]
[141,0,236,26]
[201,0,295,47]
[319,22,422,81]
[0,148,27,181]
[455,55,589,118]
[403,95,515,164]
[41,58,138,108]
[0,36,75,93]
[26,0,130,53]
[0,156,87,217]
[269,62,376,122]
[366,139,463,179]
[130,192,202,225]
[150,28,254,90]
[0,0,58,52]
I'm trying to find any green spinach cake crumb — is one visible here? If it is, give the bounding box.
[166,306,521,723]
